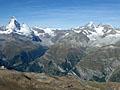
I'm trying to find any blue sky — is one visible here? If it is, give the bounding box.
[0,0,120,28]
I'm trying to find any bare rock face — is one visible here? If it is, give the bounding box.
[76,44,120,82]
[0,33,47,72]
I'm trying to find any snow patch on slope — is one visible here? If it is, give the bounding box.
[95,26,104,35]
[18,23,33,36]
[43,28,55,36]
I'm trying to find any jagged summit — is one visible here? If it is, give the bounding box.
[0,16,21,34]
[0,17,36,37]
[6,16,21,32]
[72,22,120,45]
[18,23,34,36]
[0,16,42,42]
[85,21,96,28]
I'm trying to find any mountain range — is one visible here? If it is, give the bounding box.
[0,16,120,84]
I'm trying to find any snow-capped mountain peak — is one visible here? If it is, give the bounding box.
[6,16,20,32]
[0,17,38,40]
[18,23,33,36]
[72,22,120,42]
[85,21,96,28]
